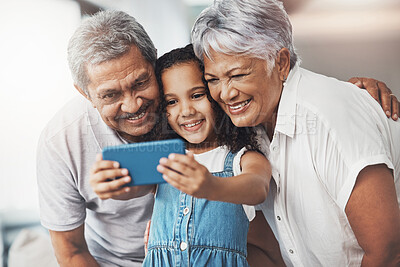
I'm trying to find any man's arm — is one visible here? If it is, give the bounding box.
[348,77,399,120]
[49,224,100,267]
[346,164,400,266]
[247,211,286,267]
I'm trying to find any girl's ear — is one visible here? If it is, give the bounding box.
[276,48,291,82]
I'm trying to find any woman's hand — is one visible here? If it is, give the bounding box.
[90,154,155,200]
[348,77,399,120]
[157,152,216,199]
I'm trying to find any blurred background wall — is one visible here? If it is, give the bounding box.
[0,0,399,265]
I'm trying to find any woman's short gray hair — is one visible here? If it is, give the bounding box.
[68,10,157,94]
[191,0,298,72]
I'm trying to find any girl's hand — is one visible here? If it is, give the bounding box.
[90,154,154,200]
[348,77,399,120]
[157,152,215,199]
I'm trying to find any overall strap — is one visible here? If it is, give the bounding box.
[223,151,236,172]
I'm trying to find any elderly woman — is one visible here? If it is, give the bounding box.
[191,0,400,266]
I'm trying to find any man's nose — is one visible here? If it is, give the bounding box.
[121,94,142,114]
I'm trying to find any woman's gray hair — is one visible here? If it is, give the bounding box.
[191,0,298,72]
[68,10,157,94]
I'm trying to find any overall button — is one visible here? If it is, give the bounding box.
[183,207,190,215]
[277,216,281,221]
[180,241,188,251]
[289,249,294,254]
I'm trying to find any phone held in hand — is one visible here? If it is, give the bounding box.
[102,139,185,186]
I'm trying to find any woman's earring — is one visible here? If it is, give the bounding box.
[282,75,287,87]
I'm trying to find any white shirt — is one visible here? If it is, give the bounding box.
[257,65,400,266]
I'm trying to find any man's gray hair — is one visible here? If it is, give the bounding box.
[191,0,298,72]
[68,10,157,94]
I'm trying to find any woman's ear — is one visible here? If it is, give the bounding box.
[277,48,291,82]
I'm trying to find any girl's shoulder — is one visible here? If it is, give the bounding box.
[193,146,229,173]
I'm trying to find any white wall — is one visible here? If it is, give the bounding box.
[291,0,400,97]
[0,0,81,212]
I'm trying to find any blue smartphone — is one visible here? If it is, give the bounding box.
[102,139,185,186]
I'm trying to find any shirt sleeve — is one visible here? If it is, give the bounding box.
[233,147,256,221]
[308,95,395,211]
[36,131,86,231]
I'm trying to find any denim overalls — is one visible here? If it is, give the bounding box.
[143,151,250,267]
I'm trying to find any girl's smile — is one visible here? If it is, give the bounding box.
[161,61,218,153]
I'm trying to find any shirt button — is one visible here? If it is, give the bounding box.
[272,146,279,151]
[180,241,188,251]
[183,207,189,215]
[277,216,281,221]
[289,249,294,254]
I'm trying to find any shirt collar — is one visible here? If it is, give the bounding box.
[274,64,301,138]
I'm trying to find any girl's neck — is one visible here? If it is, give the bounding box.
[186,140,219,154]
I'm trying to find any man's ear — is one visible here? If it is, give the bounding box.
[277,48,291,82]
[74,84,96,108]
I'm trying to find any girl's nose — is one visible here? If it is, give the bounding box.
[180,102,196,117]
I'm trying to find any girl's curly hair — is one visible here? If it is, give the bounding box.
[152,44,259,153]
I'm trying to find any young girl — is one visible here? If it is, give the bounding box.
[90,44,271,266]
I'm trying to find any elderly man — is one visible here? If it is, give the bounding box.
[37,8,398,267]
[191,0,400,266]
[37,11,159,266]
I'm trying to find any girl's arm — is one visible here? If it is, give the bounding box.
[157,151,271,205]
[90,154,155,200]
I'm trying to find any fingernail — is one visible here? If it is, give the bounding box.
[121,169,128,175]
[157,165,164,172]
[169,153,175,159]
[124,176,130,182]
[386,111,391,117]
[393,114,398,120]
[125,187,130,192]
[113,162,120,168]
[159,158,167,164]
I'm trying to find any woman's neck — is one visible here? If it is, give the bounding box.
[262,111,278,140]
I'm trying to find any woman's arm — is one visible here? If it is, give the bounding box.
[345,164,400,266]
[157,151,271,205]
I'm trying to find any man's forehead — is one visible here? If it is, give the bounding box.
[86,56,154,89]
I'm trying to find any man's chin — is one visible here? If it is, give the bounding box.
[118,122,156,142]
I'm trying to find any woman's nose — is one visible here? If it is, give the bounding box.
[219,80,239,103]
